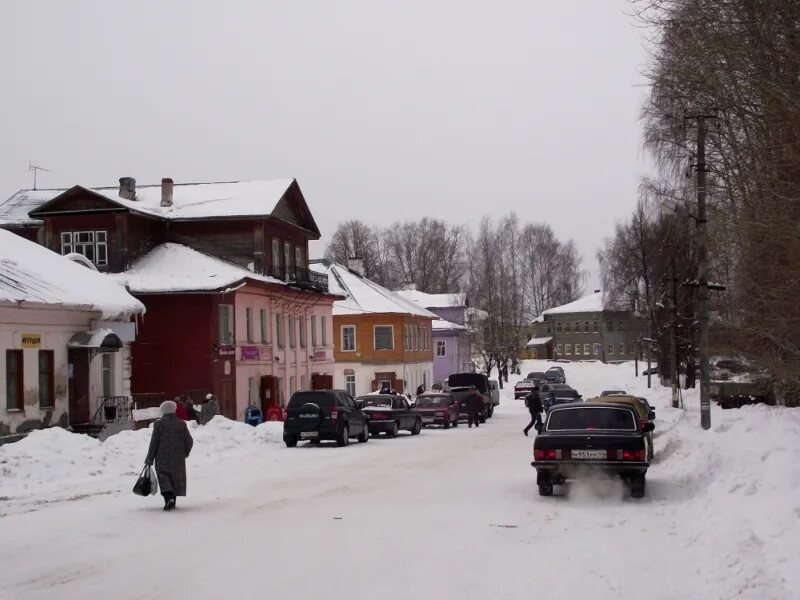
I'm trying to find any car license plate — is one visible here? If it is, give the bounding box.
[300,431,319,440]
[422,417,434,423]
[571,449,605,460]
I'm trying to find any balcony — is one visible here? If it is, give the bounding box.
[271,266,329,293]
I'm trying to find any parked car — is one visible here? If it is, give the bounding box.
[414,393,459,429]
[284,390,369,447]
[600,389,627,397]
[488,380,501,407]
[545,366,566,383]
[586,395,655,460]
[531,403,653,498]
[514,379,536,399]
[360,394,423,437]
[541,382,572,395]
[642,367,659,376]
[446,373,494,421]
[526,372,547,384]
[543,388,583,412]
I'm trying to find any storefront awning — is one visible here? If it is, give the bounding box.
[526,336,553,347]
[68,329,122,350]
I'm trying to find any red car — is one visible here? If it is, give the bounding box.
[514,379,536,399]
[414,393,459,429]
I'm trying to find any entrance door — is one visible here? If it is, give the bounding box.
[68,348,90,424]
[219,379,235,420]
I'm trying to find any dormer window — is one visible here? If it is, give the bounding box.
[60,231,108,266]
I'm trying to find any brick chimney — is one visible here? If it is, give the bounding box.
[119,177,136,200]
[347,257,365,276]
[160,178,174,208]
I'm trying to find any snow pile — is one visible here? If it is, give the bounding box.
[0,418,285,500]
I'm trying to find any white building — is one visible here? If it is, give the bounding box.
[0,230,144,439]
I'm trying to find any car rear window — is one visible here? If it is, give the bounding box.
[416,396,449,407]
[288,392,336,408]
[360,397,393,408]
[547,407,637,431]
[528,372,546,379]
[448,374,487,392]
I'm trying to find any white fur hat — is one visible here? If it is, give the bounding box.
[205,393,213,400]
[160,400,177,415]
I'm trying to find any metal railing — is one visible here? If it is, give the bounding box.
[270,266,329,293]
[91,396,134,425]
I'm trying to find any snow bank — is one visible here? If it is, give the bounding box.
[0,418,285,500]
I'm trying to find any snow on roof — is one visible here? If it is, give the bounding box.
[526,336,554,346]
[466,306,489,320]
[0,188,64,226]
[394,289,467,309]
[0,229,144,318]
[310,261,437,318]
[116,243,285,294]
[432,318,468,331]
[533,291,605,322]
[2,179,301,225]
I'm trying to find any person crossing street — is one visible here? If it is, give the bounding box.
[523,386,543,436]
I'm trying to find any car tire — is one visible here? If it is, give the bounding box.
[479,412,487,424]
[337,424,350,447]
[487,406,494,419]
[630,475,646,498]
[284,436,298,448]
[411,418,422,435]
[357,422,369,443]
[538,482,553,496]
[388,422,399,438]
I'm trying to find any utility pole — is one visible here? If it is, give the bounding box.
[669,255,679,409]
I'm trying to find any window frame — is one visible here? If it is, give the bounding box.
[39,350,55,408]
[608,344,614,355]
[575,321,580,334]
[299,316,307,348]
[272,239,281,277]
[245,307,253,343]
[311,315,318,347]
[288,315,296,348]
[556,344,563,356]
[583,343,591,354]
[436,339,446,357]
[556,322,562,334]
[565,343,572,355]
[593,321,598,333]
[59,230,108,266]
[100,352,112,398]
[275,313,284,348]
[574,345,581,356]
[283,242,292,281]
[341,325,356,352]
[219,304,234,346]
[345,373,356,397]
[619,343,625,355]
[6,350,23,410]
[373,325,394,350]
[321,316,328,346]
[260,308,268,343]
[584,321,589,333]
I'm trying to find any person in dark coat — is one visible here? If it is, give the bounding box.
[173,396,189,421]
[145,400,194,511]
[200,393,221,425]
[523,386,543,436]
[465,386,484,428]
[181,396,200,422]
[416,384,424,397]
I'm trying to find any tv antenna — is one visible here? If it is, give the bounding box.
[28,161,51,190]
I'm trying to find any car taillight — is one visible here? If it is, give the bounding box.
[330,407,339,421]
[618,449,646,461]
[533,448,560,460]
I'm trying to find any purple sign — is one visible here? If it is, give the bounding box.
[313,349,327,362]
[240,346,260,360]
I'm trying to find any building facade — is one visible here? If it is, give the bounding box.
[310,261,436,398]
[526,291,645,363]
[0,230,143,438]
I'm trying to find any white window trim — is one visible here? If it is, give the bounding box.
[260,309,268,343]
[321,316,328,346]
[436,340,446,357]
[373,324,394,350]
[245,307,253,342]
[345,373,356,396]
[311,315,318,347]
[341,325,356,352]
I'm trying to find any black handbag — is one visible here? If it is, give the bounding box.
[133,465,152,496]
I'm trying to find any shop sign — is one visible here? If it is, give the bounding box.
[240,346,260,360]
[21,333,41,348]
[218,344,235,357]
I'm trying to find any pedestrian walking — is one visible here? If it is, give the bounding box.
[173,395,189,421]
[465,385,484,428]
[200,393,221,425]
[182,396,200,422]
[523,386,543,436]
[145,400,194,511]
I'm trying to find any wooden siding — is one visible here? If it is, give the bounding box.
[332,313,434,365]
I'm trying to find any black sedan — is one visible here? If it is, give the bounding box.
[532,403,654,498]
[358,394,422,437]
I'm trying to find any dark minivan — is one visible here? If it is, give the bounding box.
[284,390,369,447]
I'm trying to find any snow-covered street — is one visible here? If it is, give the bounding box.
[1,360,798,600]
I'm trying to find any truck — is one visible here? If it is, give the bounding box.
[446,373,495,422]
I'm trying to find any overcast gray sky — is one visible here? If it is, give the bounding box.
[1,0,650,287]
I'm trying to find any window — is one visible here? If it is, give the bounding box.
[100,352,112,398]
[288,315,296,348]
[342,325,356,351]
[584,321,589,333]
[584,343,591,354]
[295,245,304,270]
[374,325,394,350]
[607,321,613,332]
[219,304,234,345]
[575,321,580,334]
[260,309,267,343]
[565,322,571,334]
[556,344,563,356]
[299,316,307,348]
[6,350,23,410]
[593,321,598,332]
[436,340,446,357]
[39,350,54,407]
[345,373,356,397]
[556,322,562,334]
[311,315,318,347]
[403,325,411,350]
[608,344,614,355]
[619,320,624,332]
[321,316,328,346]
[272,239,281,276]
[245,307,253,342]
[619,343,625,355]
[275,314,284,348]
[60,230,108,266]
[574,345,581,356]
[283,242,291,281]
[565,344,572,355]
